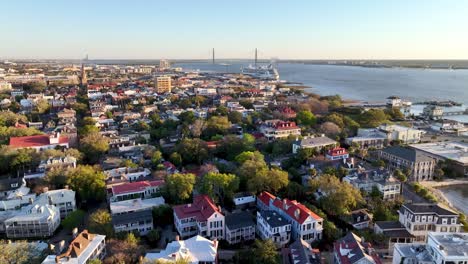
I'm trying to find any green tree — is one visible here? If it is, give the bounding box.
[216,134,255,160]
[198,172,239,203]
[80,132,109,164]
[179,111,196,124]
[89,209,113,237]
[152,205,173,227]
[296,110,316,127]
[247,168,289,194]
[203,116,231,138]
[151,150,163,166]
[35,99,50,114]
[359,109,388,128]
[66,165,106,202]
[176,138,209,165]
[147,229,161,246]
[169,152,182,167]
[252,239,279,264]
[164,173,196,204]
[87,259,102,264]
[0,240,46,264]
[121,159,138,168]
[394,169,407,182]
[61,209,85,231]
[228,111,243,124]
[309,174,364,216]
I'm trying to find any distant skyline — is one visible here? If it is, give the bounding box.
[2,0,468,60]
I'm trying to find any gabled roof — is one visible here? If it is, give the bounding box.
[173,195,222,222]
[334,232,382,264]
[257,191,275,207]
[258,191,322,224]
[272,198,323,224]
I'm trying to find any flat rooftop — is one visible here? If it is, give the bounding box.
[394,243,432,262]
[429,232,468,257]
[410,142,468,165]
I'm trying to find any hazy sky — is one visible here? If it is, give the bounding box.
[2,0,468,60]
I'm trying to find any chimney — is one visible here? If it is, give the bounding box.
[175,235,180,241]
[64,185,69,190]
[212,238,218,248]
[72,228,78,238]
[43,186,49,193]
[59,240,65,252]
[48,243,55,253]
[294,208,300,220]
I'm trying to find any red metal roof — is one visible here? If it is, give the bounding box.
[173,195,222,222]
[9,134,69,148]
[257,191,276,207]
[258,191,322,224]
[112,180,164,195]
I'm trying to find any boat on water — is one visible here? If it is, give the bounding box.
[240,48,279,80]
[241,64,279,80]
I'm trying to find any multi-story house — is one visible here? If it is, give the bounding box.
[145,235,218,264]
[257,191,323,244]
[112,209,154,235]
[345,128,388,149]
[343,168,401,200]
[292,135,337,154]
[4,204,60,238]
[110,197,165,235]
[225,211,255,245]
[45,189,77,218]
[378,124,424,144]
[398,203,461,242]
[109,180,164,202]
[256,210,291,248]
[334,232,382,264]
[392,232,468,264]
[325,147,349,161]
[173,195,225,240]
[379,146,435,182]
[43,230,106,264]
[260,120,301,140]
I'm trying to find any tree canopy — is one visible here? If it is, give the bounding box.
[198,172,239,203]
[309,174,364,216]
[164,173,196,204]
[66,165,106,202]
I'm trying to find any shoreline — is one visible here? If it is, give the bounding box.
[420,180,468,215]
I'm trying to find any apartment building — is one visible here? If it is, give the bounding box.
[156,76,172,93]
[43,230,106,264]
[256,210,291,248]
[173,195,225,240]
[257,191,323,244]
[379,146,436,182]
